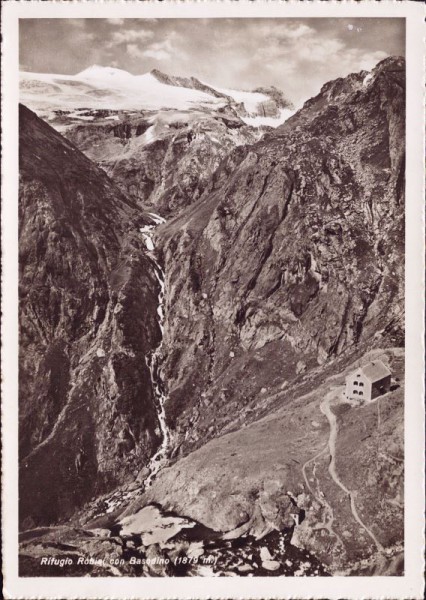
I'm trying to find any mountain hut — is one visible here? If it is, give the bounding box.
[345,359,391,403]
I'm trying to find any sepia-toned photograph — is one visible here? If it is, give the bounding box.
[2,2,425,599]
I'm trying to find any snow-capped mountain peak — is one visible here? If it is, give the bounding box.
[77,64,132,77]
[76,65,135,86]
[20,66,294,127]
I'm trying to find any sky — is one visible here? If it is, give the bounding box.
[20,18,405,106]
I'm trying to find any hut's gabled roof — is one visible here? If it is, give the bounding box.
[347,359,391,383]
[361,360,391,383]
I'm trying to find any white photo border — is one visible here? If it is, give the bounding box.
[2,1,424,599]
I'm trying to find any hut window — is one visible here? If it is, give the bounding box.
[353,390,358,395]
[359,391,363,396]
[359,382,364,387]
[354,381,358,386]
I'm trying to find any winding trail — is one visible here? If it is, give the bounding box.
[302,444,344,547]
[319,390,385,553]
[139,212,172,489]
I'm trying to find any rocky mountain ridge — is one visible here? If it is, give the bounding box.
[19,104,163,526]
[62,106,264,218]
[148,68,293,118]
[18,56,405,577]
[149,69,236,101]
[20,65,293,123]
[154,55,404,454]
[20,66,294,219]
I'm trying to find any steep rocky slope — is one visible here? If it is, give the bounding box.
[19,348,403,576]
[18,56,405,577]
[126,347,403,575]
[21,67,294,219]
[63,107,263,217]
[19,104,161,527]
[155,56,404,454]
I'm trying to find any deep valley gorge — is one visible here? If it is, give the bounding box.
[18,56,405,578]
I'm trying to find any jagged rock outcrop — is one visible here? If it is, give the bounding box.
[246,86,293,118]
[19,104,161,527]
[156,56,404,451]
[149,70,293,118]
[253,85,293,109]
[149,69,234,102]
[64,109,262,217]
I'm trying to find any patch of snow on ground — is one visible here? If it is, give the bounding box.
[148,212,166,225]
[119,505,195,545]
[214,86,270,114]
[70,114,95,121]
[105,115,120,120]
[143,125,156,144]
[241,107,295,128]
[139,226,155,252]
[363,73,373,87]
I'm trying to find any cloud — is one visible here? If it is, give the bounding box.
[126,40,178,62]
[143,48,171,61]
[279,23,315,39]
[254,22,316,43]
[19,18,404,105]
[353,50,388,71]
[251,23,383,78]
[297,38,345,63]
[141,38,183,62]
[254,30,333,64]
[110,29,154,45]
[126,44,146,60]
[74,30,96,44]
[68,19,86,29]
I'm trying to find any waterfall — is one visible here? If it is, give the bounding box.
[139,212,171,488]
[91,212,170,517]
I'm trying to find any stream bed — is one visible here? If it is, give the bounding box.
[139,212,171,489]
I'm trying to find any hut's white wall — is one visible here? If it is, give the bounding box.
[345,373,371,401]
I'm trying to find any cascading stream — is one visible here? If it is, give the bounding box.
[94,213,169,516]
[139,212,171,489]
